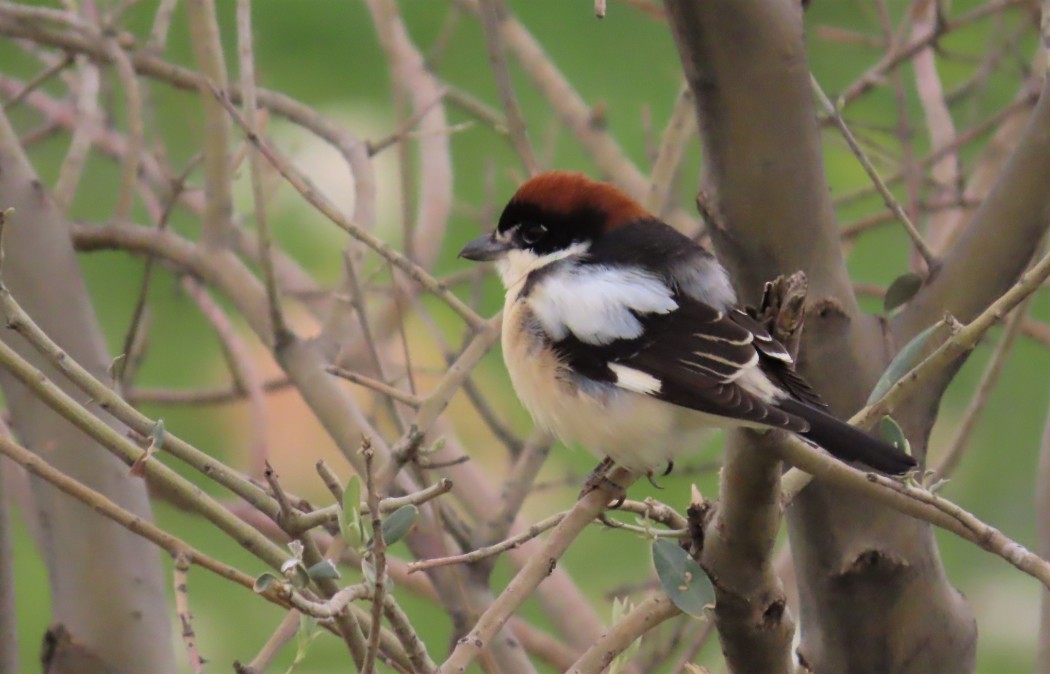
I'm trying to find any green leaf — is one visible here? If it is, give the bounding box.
[253,572,278,593]
[878,416,910,455]
[339,476,365,550]
[380,504,419,545]
[306,560,341,581]
[883,273,923,313]
[866,322,940,405]
[652,539,712,617]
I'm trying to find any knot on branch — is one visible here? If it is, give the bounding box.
[836,548,910,580]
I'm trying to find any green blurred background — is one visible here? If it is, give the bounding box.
[3,0,1049,671]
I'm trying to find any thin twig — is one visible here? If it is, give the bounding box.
[363,442,386,674]
[933,296,1034,479]
[327,365,422,408]
[185,0,233,248]
[409,511,567,573]
[811,74,938,270]
[174,554,205,674]
[567,594,681,674]
[211,87,487,331]
[436,468,632,672]
[236,0,287,345]
[1,52,73,110]
[477,0,540,175]
[236,609,300,674]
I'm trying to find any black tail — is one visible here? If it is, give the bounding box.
[778,398,916,475]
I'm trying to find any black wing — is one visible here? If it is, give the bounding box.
[552,295,810,432]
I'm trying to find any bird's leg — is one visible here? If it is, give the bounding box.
[579,457,626,507]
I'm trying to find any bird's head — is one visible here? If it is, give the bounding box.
[458,171,650,286]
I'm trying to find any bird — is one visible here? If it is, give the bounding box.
[458,171,916,477]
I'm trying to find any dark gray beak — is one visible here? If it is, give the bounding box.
[458,233,510,262]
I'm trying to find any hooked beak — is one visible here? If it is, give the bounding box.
[458,233,511,262]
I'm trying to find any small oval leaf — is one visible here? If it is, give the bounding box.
[306,560,341,581]
[253,572,278,593]
[652,539,712,617]
[878,415,910,455]
[883,273,923,313]
[866,322,940,405]
[342,475,362,522]
[340,475,365,549]
[381,504,419,545]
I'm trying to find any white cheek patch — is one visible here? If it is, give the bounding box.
[609,363,662,394]
[528,265,677,344]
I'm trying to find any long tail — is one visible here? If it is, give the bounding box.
[777,398,916,475]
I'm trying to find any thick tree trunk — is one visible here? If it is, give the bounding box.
[664,1,978,670]
[0,109,176,673]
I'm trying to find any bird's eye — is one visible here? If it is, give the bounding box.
[519,222,547,245]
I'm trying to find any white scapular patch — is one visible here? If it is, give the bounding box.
[527,265,678,344]
[609,363,663,394]
[671,256,737,309]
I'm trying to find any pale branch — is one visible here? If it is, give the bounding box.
[173,555,205,674]
[363,444,386,674]
[472,431,553,562]
[566,594,681,674]
[327,365,423,408]
[436,468,633,673]
[236,0,287,345]
[646,82,696,219]
[99,35,142,223]
[897,50,1050,337]
[860,236,1050,429]
[408,511,567,574]
[775,431,1050,591]
[838,0,1033,106]
[52,57,100,212]
[0,432,287,606]
[287,584,372,619]
[454,0,698,232]
[127,376,292,406]
[381,593,438,674]
[211,87,487,332]
[185,0,233,249]
[477,0,540,175]
[0,280,281,519]
[181,276,269,477]
[294,478,453,533]
[70,220,396,480]
[0,11,380,231]
[933,296,1034,480]
[0,326,294,569]
[235,610,300,674]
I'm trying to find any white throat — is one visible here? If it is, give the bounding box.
[496,241,591,294]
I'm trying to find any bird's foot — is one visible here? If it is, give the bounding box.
[579,457,626,507]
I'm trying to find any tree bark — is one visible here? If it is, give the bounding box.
[0,109,176,673]
[664,1,978,670]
